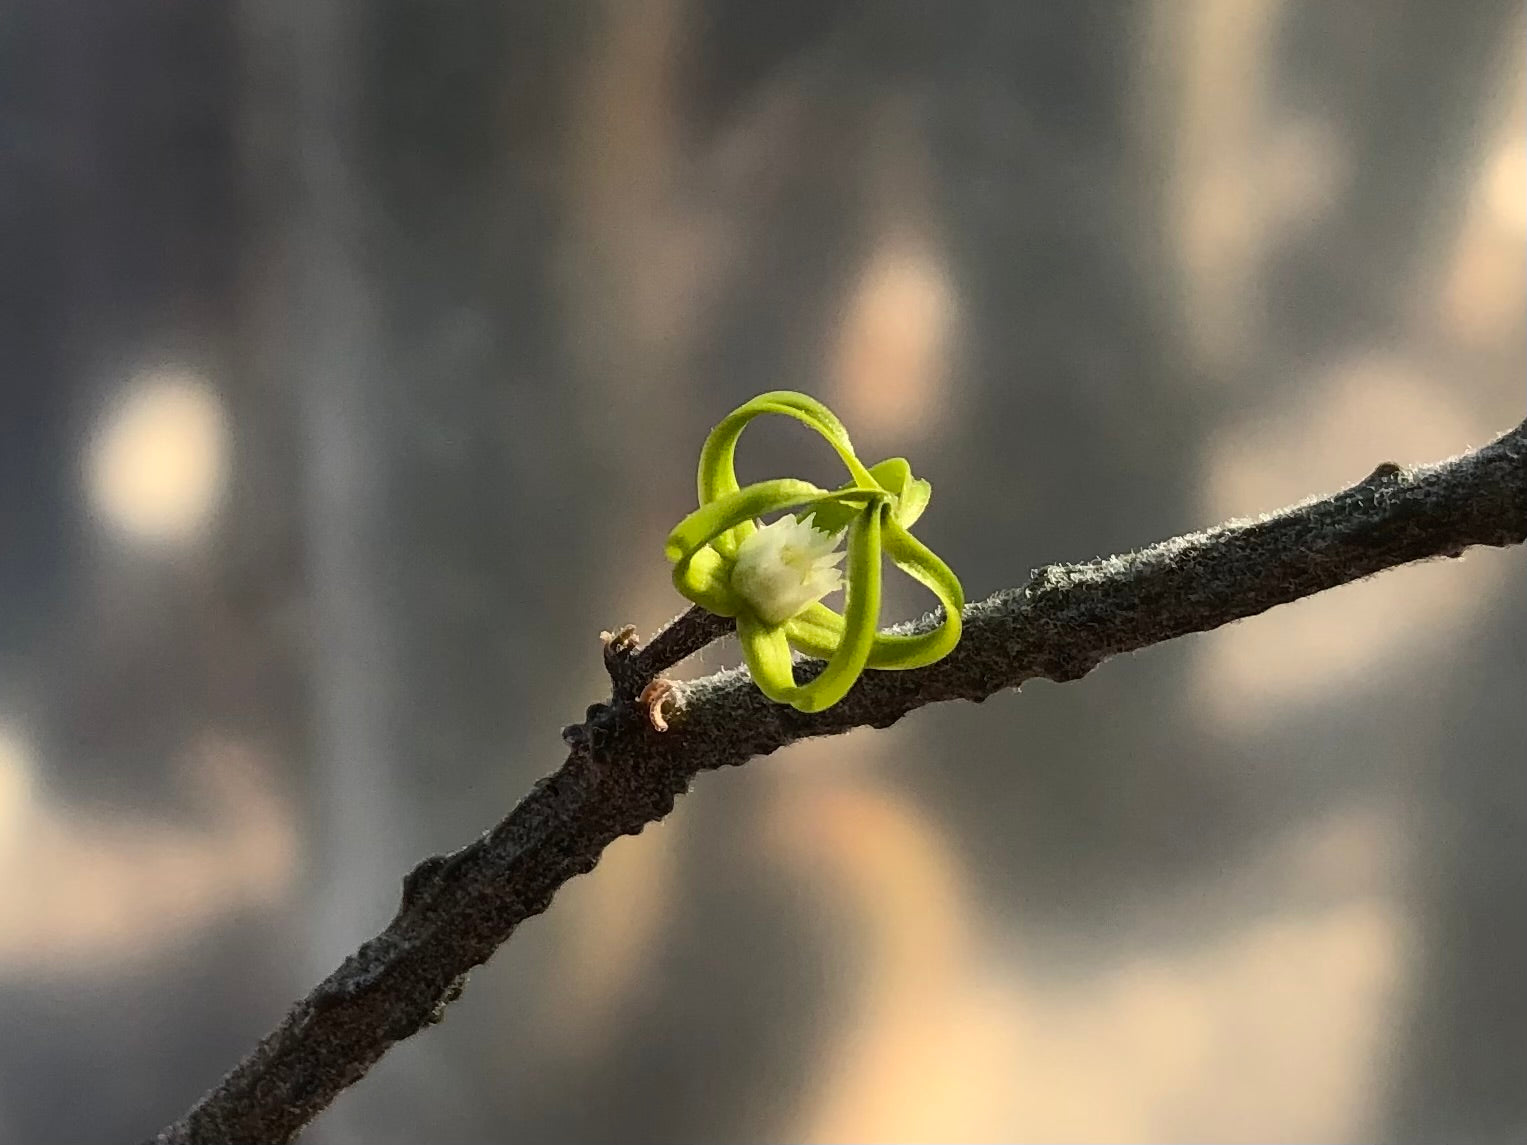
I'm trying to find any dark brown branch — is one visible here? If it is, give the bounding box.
[146,420,1527,1145]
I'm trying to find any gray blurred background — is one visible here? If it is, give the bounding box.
[2,2,1524,1142]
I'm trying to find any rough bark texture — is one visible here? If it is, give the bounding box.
[147,419,1527,1145]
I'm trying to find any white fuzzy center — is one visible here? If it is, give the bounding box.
[730,515,847,625]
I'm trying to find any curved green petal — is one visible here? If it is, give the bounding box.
[672,542,742,616]
[899,478,932,528]
[877,515,964,667]
[796,497,859,538]
[696,393,878,547]
[737,612,799,704]
[699,390,866,493]
[787,603,951,670]
[810,457,931,536]
[867,457,932,529]
[783,516,963,671]
[667,480,888,619]
[780,604,846,660]
[667,480,887,565]
[784,605,952,669]
[789,501,883,712]
[665,477,826,565]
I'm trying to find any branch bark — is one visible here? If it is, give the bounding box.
[147,419,1527,1144]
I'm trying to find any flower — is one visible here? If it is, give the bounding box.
[730,515,846,625]
[665,390,963,713]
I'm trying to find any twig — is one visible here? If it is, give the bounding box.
[145,420,1527,1145]
[602,604,736,701]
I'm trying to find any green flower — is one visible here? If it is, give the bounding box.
[665,391,964,713]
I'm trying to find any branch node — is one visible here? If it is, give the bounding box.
[1361,460,1405,486]
[397,853,449,917]
[601,624,641,683]
[607,607,735,701]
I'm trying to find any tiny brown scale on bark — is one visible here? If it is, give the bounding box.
[638,678,679,731]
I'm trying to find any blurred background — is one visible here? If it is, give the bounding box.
[2,1,1524,1141]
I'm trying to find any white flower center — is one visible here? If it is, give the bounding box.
[730,515,846,625]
